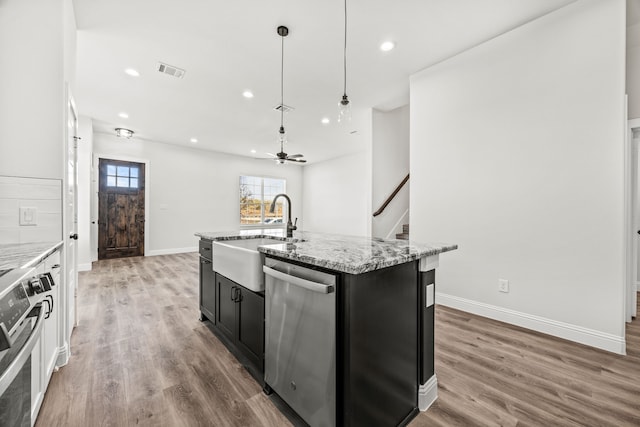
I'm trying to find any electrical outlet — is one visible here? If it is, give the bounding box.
[498,279,509,293]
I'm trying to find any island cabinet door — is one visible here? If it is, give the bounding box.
[236,288,264,370]
[199,257,215,322]
[216,274,237,341]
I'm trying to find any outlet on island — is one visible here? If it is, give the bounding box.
[498,279,509,293]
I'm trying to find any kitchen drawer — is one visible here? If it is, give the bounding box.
[199,239,212,260]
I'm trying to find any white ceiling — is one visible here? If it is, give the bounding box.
[73,0,578,164]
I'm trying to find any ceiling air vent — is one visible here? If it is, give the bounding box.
[274,104,294,113]
[157,62,185,78]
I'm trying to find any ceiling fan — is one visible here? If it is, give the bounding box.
[265,135,307,164]
[257,25,307,165]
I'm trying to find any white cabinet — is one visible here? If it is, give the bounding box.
[30,248,62,426]
[30,335,43,423]
[42,251,60,379]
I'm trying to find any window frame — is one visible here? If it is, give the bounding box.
[239,175,287,229]
[105,163,140,190]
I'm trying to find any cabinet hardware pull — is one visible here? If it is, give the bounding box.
[231,286,237,301]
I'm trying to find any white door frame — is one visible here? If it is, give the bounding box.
[91,152,150,260]
[627,117,640,323]
[59,86,78,367]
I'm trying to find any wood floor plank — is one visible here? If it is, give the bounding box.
[35,253,640,426]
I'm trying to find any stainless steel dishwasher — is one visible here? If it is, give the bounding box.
[263,258,337,427]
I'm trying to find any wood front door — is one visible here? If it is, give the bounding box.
[98,159,145,259]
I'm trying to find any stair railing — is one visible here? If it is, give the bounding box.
[372,174,409,217]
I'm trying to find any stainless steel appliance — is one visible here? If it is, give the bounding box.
[263,258,337,427]
[0,268,50,427]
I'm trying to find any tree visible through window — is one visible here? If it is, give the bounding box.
[240,176,286,225]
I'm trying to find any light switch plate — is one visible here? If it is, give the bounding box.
[19,207,37,226]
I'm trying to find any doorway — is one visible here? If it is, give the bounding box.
[98,158,146,259]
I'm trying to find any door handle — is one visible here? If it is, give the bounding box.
[69,233,78,240]
[263,266,335,294]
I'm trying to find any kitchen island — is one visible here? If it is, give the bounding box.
[195,230,456,427]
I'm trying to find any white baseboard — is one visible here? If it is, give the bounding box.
[436,292,626,355]
[147,246,198,256]
[78,262,92,272]
[56,343,70,368]
[418,375,438,411]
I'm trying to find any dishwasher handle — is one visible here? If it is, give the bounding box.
[263,266,334,294]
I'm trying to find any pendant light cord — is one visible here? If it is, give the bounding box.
[281,33,285,130]
[343,0,347,97]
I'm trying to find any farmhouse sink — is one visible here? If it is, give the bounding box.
[212,238,283,292]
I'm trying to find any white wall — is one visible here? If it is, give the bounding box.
[92,133,303,256]
[410,0,626,353]
[372,106,410,239]
[302,151,371,237]
[628,21,640,119]
[0,0,66,179]
[77,116,93,270]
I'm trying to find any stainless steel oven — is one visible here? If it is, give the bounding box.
[0,268,48,427]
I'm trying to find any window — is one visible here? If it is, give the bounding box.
[106,164,139,188]
[240,176,286,226]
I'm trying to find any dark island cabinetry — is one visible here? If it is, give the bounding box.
[215,273,265,380]
[199,239,215,322]
[198,239,265,381]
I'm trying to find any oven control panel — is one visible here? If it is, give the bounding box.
[0,283,31,339]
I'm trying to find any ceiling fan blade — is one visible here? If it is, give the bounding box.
[287,154,304,158]
[288,158,307,163]
[266,153,277,158]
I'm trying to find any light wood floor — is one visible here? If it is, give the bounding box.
[36,253,640,427]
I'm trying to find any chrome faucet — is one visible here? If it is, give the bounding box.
[270,193,297,238]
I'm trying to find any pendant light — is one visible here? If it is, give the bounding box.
[338,0,351,123]
[278,26,288,146]
[262,26,306,165]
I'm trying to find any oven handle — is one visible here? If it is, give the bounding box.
[0,303,45,396]
[263,266,334,294]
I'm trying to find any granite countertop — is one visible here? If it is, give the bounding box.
[0,241,64,271]
[195,230,457,274]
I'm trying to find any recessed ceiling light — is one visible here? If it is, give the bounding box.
[243,91,254,98]
[380,41,395,52]
[250,149,257,154]
[118,112,129,119]
[190,138,198,143]
[124,68,140,77]
[321,117,330,125]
